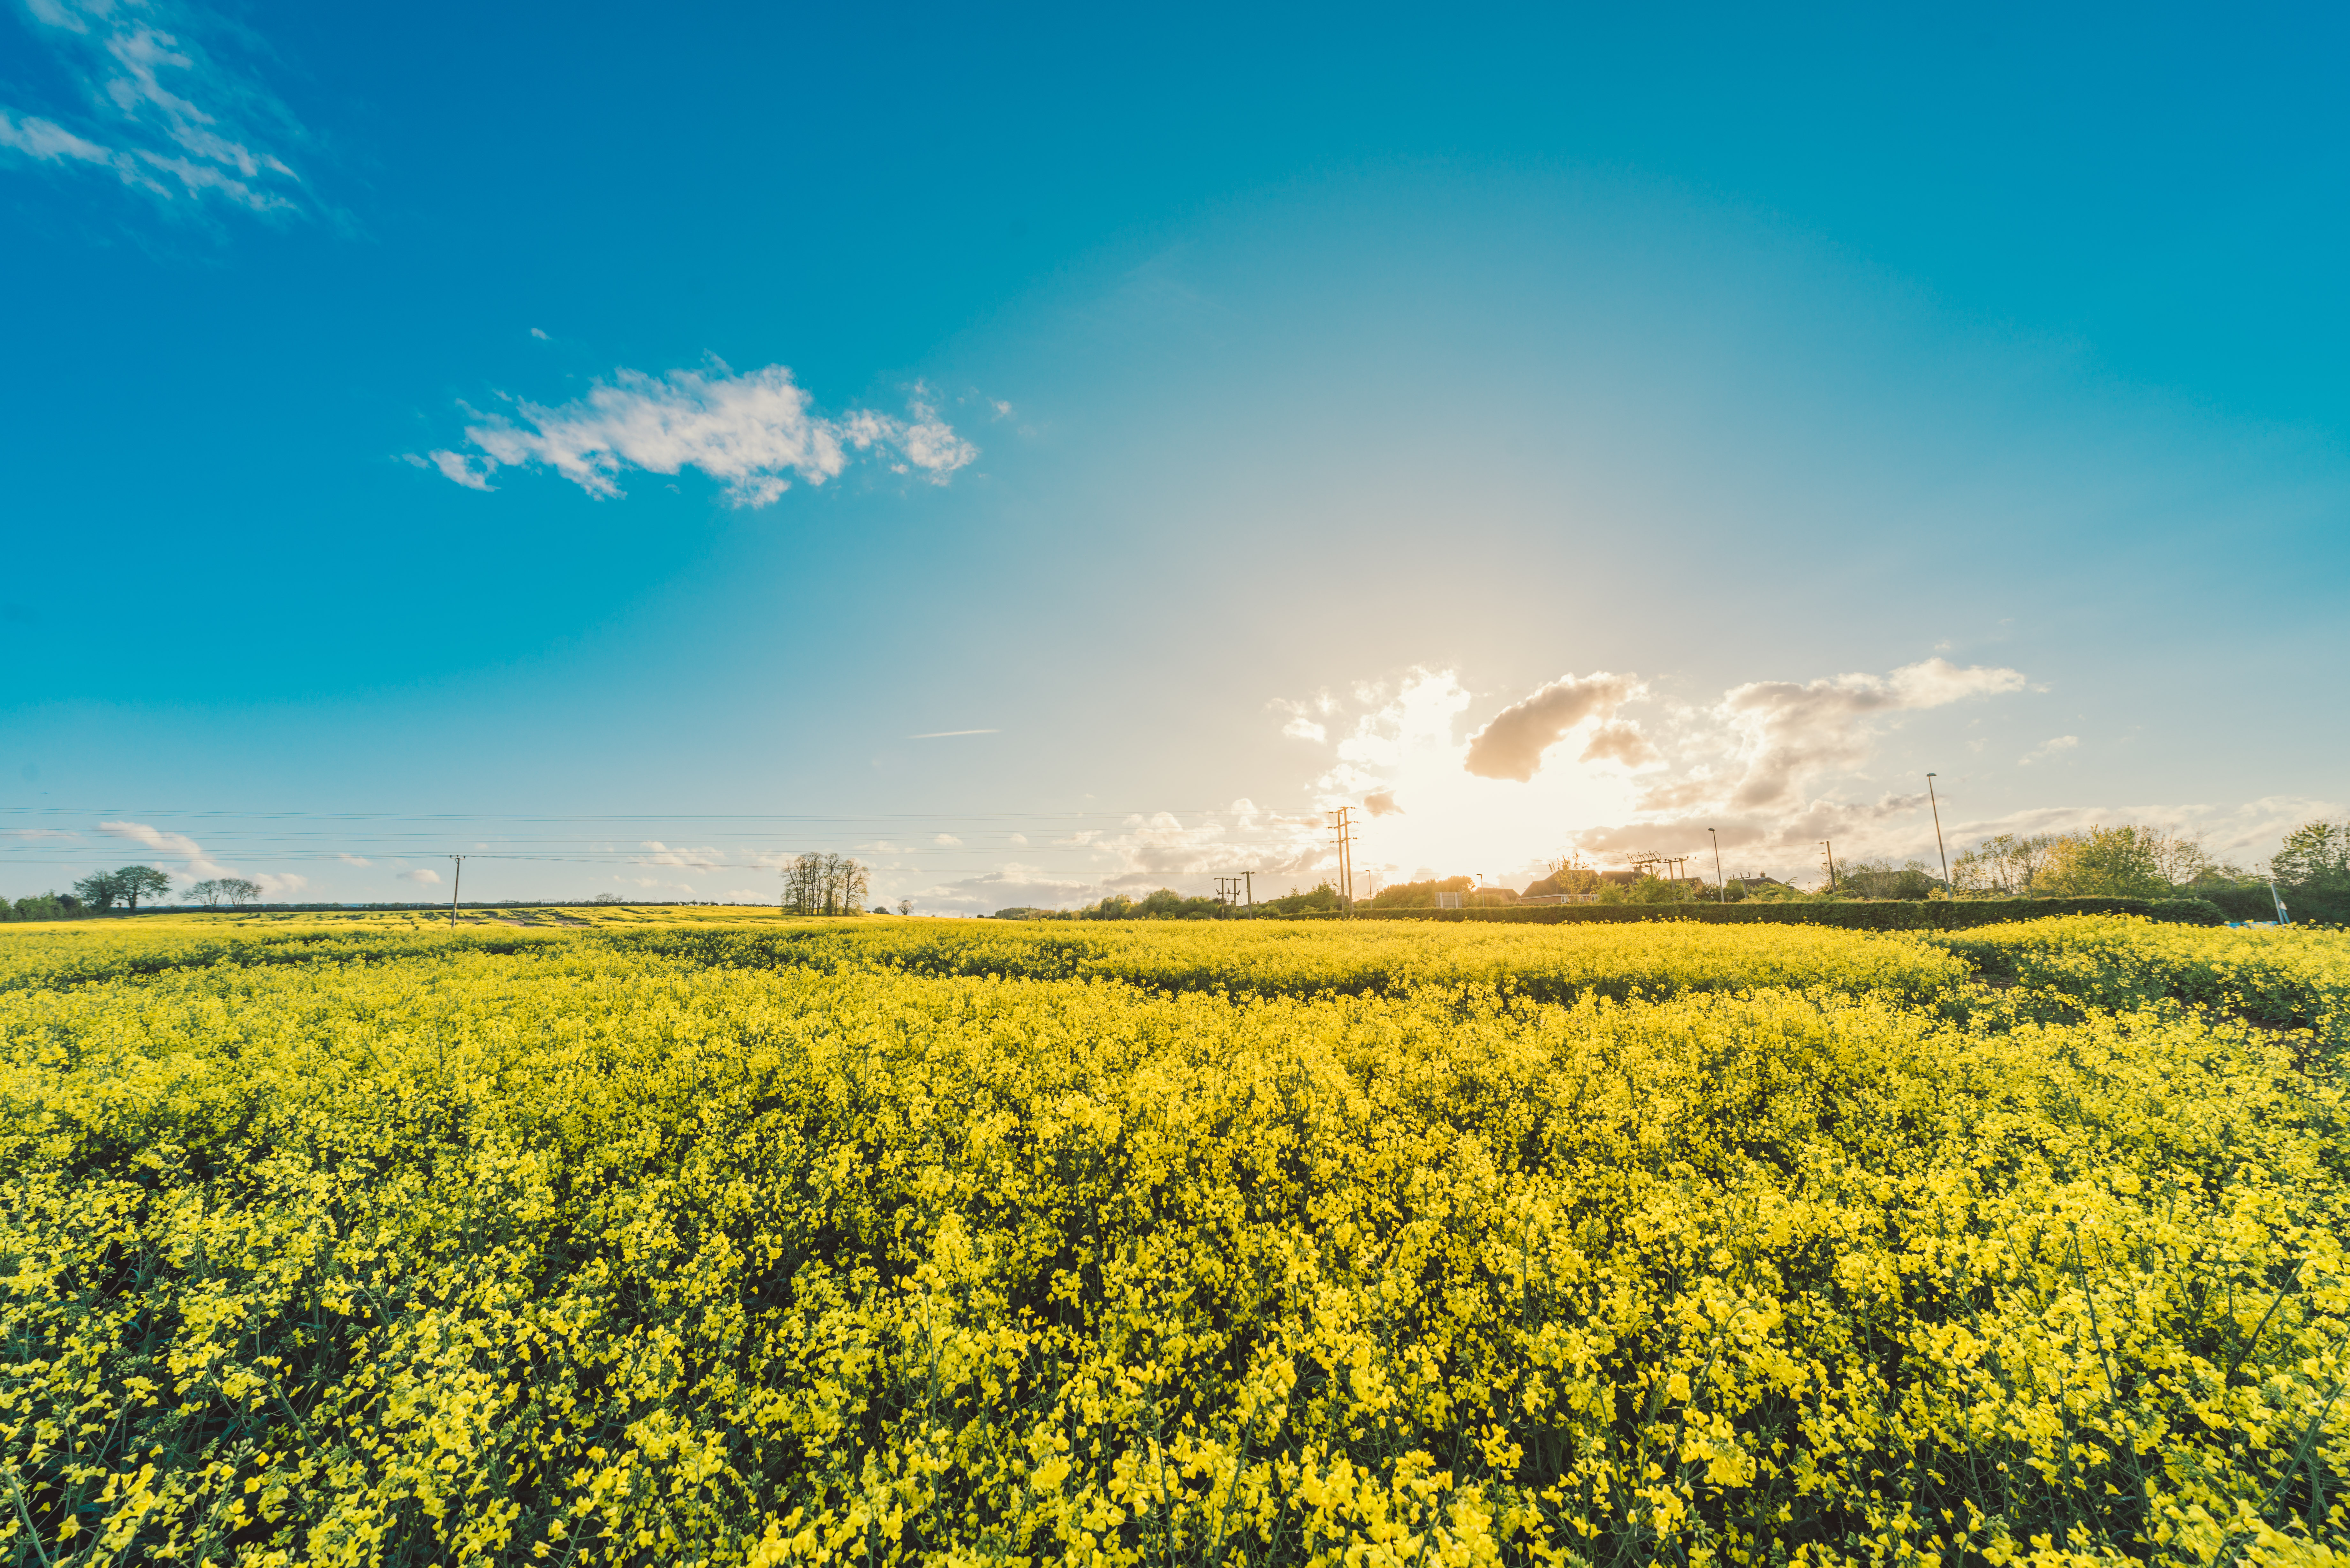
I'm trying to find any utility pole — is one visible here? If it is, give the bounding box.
[1243,871,1253,910]
[1328,807,1357,916]
[449,855,464,925]
[1709,828,1724,903]
[1925,773,1950,887]
[1820,840,1836,893]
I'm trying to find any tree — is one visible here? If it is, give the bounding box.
[219,877,262,908]
[110,866,165,911]
[1950,833,2060,894]
[113,865,172,911]
[72,869,122,910]
[1257,882,1341,916]
[1597,873,1694,905]
[2273,820,2350,887]
[1828,859,1944,899]
[186,879,224,908]
[2270,819,2350,923]
[897,899,912,916]
[782,853,870,916]
[1367,875,1475,909]
[1539,854,1603,896]
[2035,826,2174,899]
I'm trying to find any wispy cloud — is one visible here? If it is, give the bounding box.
[636,841,792,874]
[1,0,308,216]
[398,867,439,885]
[98,818,306,895]
[909,728,999,739]
[2,827,78,840]
[100,818,203,857]
[414,363,978,507]
[2020,735,2080,766]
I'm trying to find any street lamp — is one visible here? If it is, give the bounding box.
[1926,773,1950,887]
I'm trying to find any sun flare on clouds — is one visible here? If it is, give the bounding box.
[1275,658,2036,886]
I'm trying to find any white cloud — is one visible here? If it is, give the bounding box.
[418,364,977,507]
[398,868,440,885]
[405,449,494,491]
[2,827,78,840]
[101,819,203,857]
[636,841,792,873]
[934,833,962,847]
[1462,673,1641,781]
[1266,659,2050,889]
[2020,735,2080,766]
[1,0,307,216]
[639,841,723,872]
[337,852,371,866]
[1258,660,2350,890]
[909,728,999,738]
[1714,659,2027,810]
[530,327,549,340]
[97,817,303,891]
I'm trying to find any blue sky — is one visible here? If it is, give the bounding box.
[4,0,2344,910]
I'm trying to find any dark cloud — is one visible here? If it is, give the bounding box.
[1462,673,1637,782]
[1579,720,1663,770]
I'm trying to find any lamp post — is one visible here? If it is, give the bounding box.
[1708,828,1724,903]
[1926,773,1950,888]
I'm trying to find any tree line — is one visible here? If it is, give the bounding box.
[2,864,267,922]
[999,815,2350,923]
[1740,817,2346,920]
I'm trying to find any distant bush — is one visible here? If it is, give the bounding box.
[1360,896,2226,929]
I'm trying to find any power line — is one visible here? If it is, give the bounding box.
[0,805,1265,822]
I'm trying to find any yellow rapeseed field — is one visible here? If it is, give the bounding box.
[2,916,2345,1568]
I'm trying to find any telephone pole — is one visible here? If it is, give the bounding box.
[1328,807,1357,916]
[1925,773,1950,887]
[1709,828,1724,903]
[449,854,464,925]
[1242,870,1253,910]
[1820,840,1836,893]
